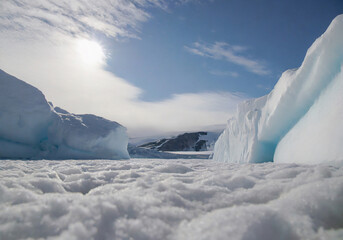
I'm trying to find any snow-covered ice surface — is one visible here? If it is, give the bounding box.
[165,151,212,155]
[1,159,343,240]
[214,14,343,164]
[128,145,210,159]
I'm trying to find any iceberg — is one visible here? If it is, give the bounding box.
[213,15,343,164]
[0,69,129,159]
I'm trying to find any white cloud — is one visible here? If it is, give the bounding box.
[0,0,155,40]
[0,0,208,41]
[209,70,239,78]
[0,36,244,137]
[186,41,270,76]
[0,0,245,137]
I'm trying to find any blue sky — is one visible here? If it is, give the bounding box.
[107,0,343,101]
[0,0,342,136]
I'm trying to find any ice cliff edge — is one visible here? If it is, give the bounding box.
[213,14,343,164]
[0,69,129,159]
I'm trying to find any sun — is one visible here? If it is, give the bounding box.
[76,39,106,66]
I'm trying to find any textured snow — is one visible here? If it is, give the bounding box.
[214,14,343,164]
[0,69,129,159]
[1,159,343,240]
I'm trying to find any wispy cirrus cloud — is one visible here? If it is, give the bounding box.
[209,70,239,78]
[0,0,162,40]
[0,0,209,40]
[185,41,270,76]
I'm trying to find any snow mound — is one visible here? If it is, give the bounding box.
[1,159,343,239]
[0,69,129,159]
[214,14,343,164]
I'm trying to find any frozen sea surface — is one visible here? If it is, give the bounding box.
[0,159,343,240]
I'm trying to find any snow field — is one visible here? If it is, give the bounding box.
[1,159,343,240]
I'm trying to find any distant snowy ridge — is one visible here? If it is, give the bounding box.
[0,69,129,159]
[214,14,343,164]
[139,131,220,152]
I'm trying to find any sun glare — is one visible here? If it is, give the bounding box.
[76,39,106,66]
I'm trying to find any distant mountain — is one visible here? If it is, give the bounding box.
[138,131,221,152]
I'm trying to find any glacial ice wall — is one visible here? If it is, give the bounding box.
[0,69,129,159]
[213,14,343,164]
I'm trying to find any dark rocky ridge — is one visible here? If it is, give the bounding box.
[139,132,215,152]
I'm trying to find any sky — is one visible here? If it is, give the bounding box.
[0,0,342,137]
